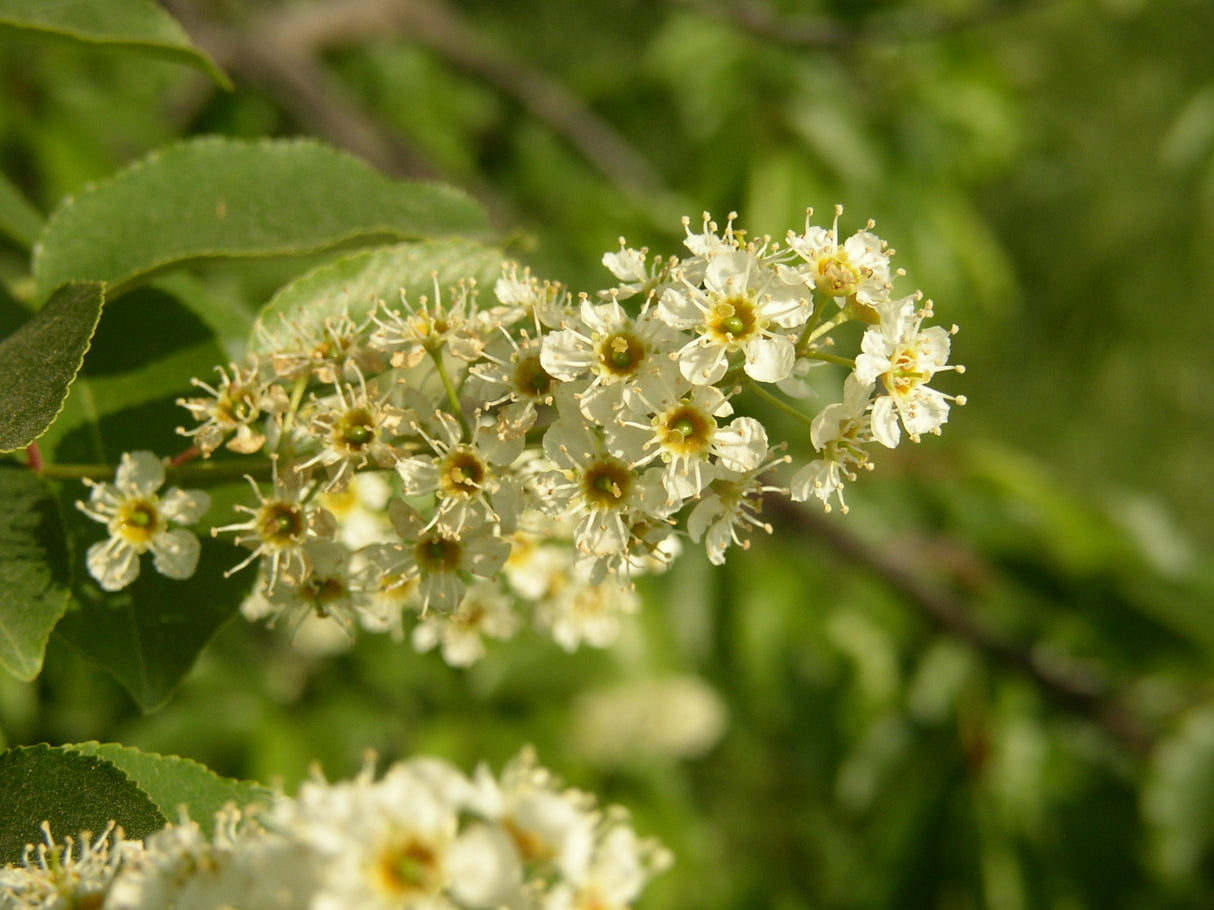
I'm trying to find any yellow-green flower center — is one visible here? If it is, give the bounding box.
[117,499,161,547]
[582,458,632,508]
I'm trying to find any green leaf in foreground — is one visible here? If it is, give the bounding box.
[0,744,165,864]
[252,238,506,354]
[0,466,71,682]
[33,137,491,302]
[0,0,230,88]
[0,281,104,453]
[70,743,273,837]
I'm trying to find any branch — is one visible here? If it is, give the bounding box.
[669,0,1058,49]
[178,0,667,198]
[768,496,1156,755]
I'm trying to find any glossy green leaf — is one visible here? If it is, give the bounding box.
[0,281,104,453]
[251,238,505,354]
[0,744,165,864]
[0,466,72,681]
[32,137,491,303]
[69,742,273,837]
[0,0,230,88]
[0,170,44,249]
[54,478,256,713]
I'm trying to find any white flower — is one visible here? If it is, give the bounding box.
[0,822,129,910]
[686,458,786,566]
[411,580,521,667]
[790,372,876,512]
[785,204,894,310]
[76,451,210,591]
[176,360,288,456]
[658,248,811,385]
[540,296,684,425]
[854,296,961,446]
[211,459,336,591]
[607,384,769,504]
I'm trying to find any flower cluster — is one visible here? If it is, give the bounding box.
[0,750,670,910]
[78,206,962,662]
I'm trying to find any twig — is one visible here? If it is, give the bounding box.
[767,496,1156,755]
[669,0,1057,49]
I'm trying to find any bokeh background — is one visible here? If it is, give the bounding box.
[3,0,1214,907]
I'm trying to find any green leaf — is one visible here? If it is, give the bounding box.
[251,238,505,354]
[0,281,104,454]
[0,466,72,681]
[0,743,165,864]
[53,479,256,713]
[69,743,273,837]
[0,0,230,88]
[0,170,44,249]
[32,137,491,303]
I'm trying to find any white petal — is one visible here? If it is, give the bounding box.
[159,487,210,524]
[870,396,901,447]
[742,335,795,383]
[678,339,728,385]
[541,329,596,380]
[150,529,201,580]
[712,416,768,472]
[87,538,140,591]
[116,450,165,495]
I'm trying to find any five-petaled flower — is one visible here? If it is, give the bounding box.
[76,451,211,591]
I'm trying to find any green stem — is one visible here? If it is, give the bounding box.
[39,458,275,485]
[804,310,852,347]
[802,350,856,369]
[745,380,816,432]
[430,348,472,440]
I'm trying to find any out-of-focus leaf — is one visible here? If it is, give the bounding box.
[0,0,230,88]
[0,743,164,864]
[1144,707,1214,880]
[251,239,504,354]
[0,170,44,249]
[0,281,103,453]
[69,742,273,837]
[32,138,491,303]
[0,466,71,681]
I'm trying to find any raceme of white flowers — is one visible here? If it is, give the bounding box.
[75,207,964,660]
[0,749,671,910]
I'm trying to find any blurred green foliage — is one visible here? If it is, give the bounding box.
[3,0,1214,907]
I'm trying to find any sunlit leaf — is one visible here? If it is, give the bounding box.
[32,137,491,302]
[69,742,273,837]
[0,281,103,453]
[0,0,230,88]
[251,238,505,354]
[0,466,71,681]
[0,744,164,864]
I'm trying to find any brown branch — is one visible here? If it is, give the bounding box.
[767,496,1156,755]
[669,0,1058,49]
[175,0,666,198]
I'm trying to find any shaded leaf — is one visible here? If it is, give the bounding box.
[70,742,273,837]
[0,744,164,864]
[0,170,44,249]
[0,281,103,453]
[33,137,490,302]
[0,466,72,681]
[252,238,505,353]
[0,0,229,88]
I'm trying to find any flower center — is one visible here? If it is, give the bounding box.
[117,499,161,547]
[582,458,632,509]
[259,502,306,547]
[338,408,376,451]
[440,448,486,497]
[598,331,646,377]
[375,836,443,897]
[513,355,553,397]
[659,405,714,456]
[816,255,860,298]
[708,295,758,344]
[416,535,463,574]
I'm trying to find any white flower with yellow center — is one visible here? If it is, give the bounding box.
[790,372,876,512]
[854,296,963,446]
[786,205,894,311]
[540,297,684,425]
[76,451,210,591]
[658,248,811,385]
[607,385,769,503]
